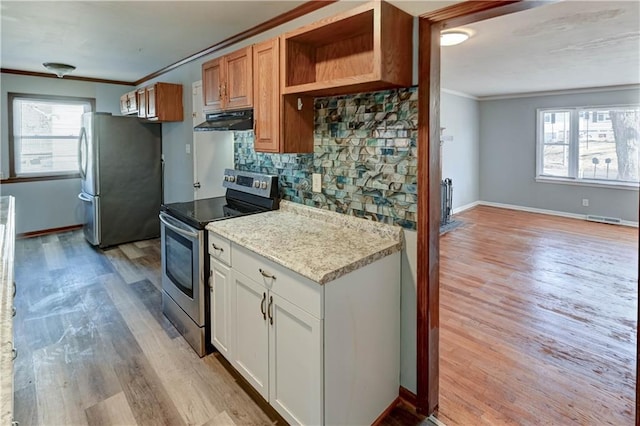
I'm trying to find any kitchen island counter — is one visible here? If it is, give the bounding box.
[206,200,403,284]
[0,196,15,426]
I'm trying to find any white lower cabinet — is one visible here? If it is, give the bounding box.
[231,271,269,399]
[268,292,323,425]
[209,257,232,358]
[208,231,400,426]
[231,269,322,425]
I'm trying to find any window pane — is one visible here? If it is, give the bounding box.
[542,144,570,177]
[578,107,640,183]
[541,111,571,177]
[17,137,79,175]
[13,98,89,176]
[542,111,571,144]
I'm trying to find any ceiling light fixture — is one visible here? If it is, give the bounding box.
[42,62,76,78]
[440,31,470,47]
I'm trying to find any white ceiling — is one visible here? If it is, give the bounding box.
[3,1,636,97]
[441,0,640,98]
[0,0,454,84]
[0,1,311,82]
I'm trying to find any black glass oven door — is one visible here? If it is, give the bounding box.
[165,227,193,298]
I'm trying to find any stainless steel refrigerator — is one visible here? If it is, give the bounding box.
[77,112,162,248]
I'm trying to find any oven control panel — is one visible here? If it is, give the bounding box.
[223,169,278,198]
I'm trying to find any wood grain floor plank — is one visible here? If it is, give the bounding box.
[437,206,637,426]
[119,243,146,260]
[85,392,138,426]
[113,354,185,426]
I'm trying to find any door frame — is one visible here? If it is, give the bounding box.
[415,2,640,424]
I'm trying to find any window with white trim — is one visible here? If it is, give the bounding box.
[537,106,640,185]
[9,93,94,179]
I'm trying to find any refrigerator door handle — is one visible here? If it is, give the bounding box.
[78,127,88,179]
[159,213,199,239]
[78,193,92,203]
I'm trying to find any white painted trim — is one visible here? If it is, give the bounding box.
[479,84,640,101]
[478,201,639,228]
[441,88,479,101]
[452,201,480,215]
[535,176,640,191]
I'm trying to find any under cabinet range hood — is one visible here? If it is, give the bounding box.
[194,108,253,131]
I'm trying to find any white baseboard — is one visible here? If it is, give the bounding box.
[478,201,639,228]
[452,201,480,215]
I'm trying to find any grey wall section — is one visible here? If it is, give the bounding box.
[479,88,640,222]
[0,73,130,234]
[441,90,480,210]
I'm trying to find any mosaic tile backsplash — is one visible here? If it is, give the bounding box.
[234,86,418,230]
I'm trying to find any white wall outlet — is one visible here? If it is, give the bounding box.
[582,198,589,207]
[185,144,191,154]
[312,173,322,192]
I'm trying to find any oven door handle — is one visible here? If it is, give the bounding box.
[159,213,199,239]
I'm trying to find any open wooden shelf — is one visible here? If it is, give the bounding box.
[281,1,413,96]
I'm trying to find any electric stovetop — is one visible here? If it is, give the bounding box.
[161,196,268,230]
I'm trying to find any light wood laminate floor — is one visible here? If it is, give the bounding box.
[12,230,431,426]
[436,206,638,425]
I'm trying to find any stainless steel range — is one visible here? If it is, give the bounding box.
[159,169,279,356]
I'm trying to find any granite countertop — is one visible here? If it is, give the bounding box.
[206,200,403,284]
[0,196,15,426]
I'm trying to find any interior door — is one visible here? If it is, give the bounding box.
[192,81,234,200]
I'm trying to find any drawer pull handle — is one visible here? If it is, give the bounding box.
[12,307,16,317]
[260,292,267,320]
[259,268,276,280]
[13,281,16,298]
[12,347,18,361]
[211,243,224,252]
[268,296,274,325]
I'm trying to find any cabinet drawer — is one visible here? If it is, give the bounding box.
[208,232,231,265]
[232,244,323,319]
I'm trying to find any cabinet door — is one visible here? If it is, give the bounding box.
[120,94,128,115]
[127,92,138,114]
[137,89,147,118]
[210,258,232,358]
[232,272,269,399]
[225,46,253,110]
[269,292,323,425]
[146,85,157,118]
[253,38,280,153]
[202,58,224,112]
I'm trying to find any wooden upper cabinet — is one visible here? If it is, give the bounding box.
[137,88,147,118]
[253,37,313,154]
[120,91,138,115]
[202,46,253,113]
[146,85,157,119]
[136,83,183,122]
[253,38,280,153]
[225,47,253,110]
[202,57,224,112]
[281,1,413,96]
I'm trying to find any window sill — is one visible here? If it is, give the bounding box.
[535,176,639,191]
[1,173,81,184]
